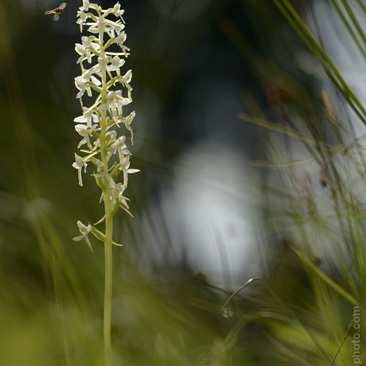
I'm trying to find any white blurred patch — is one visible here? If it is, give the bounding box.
[160,140,262,287]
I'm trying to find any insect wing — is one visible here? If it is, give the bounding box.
[53,13,60,21]
[58,3,67,11]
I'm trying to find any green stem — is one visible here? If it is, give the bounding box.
[104,211,113,366]
[100,62,113,364]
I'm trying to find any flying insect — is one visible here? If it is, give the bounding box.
[44,2,67,21]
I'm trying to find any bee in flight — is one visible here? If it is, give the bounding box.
[44,2,67,21]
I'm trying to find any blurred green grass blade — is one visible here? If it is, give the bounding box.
[252,156,319,169]
[338,0,366,50]
[288,245,358,305]
[222,277,330,359]
[354,0,366,14]
[272,0,366,125]
[238,112,330,148]
[330,0,366,60]
[275,0,366,120]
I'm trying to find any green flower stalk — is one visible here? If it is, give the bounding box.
[72,1,138,364]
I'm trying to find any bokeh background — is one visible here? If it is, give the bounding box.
[0,0,365,365]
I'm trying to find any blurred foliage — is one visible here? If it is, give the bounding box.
[0,0,365,365]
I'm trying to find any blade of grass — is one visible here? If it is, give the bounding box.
[272,0,366,125]
[238,112,331,148]
[222,277,330,360]
[330,0,366,59]
[287,244,358,305]
[338,0,366,51]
